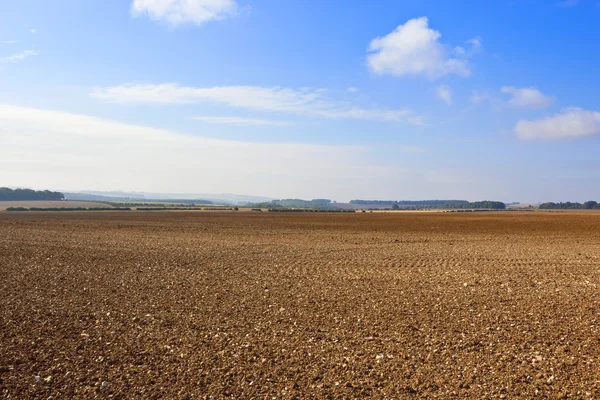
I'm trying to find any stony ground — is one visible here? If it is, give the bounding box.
[1,211,600,399]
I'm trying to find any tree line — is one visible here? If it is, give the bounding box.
[0,187,64,201]
[351,199,506,210]
[251,199,334,209]
[539,201,599,209]
[350,199,470,206]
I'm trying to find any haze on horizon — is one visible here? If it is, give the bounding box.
[1,0,599,203]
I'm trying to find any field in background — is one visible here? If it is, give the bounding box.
[0,200,112,211]
[1,211,600,398]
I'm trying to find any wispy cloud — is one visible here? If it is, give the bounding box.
[469,89,503,111]
[470,89,490,105]
[193,116,294,127]
[0,49,37,63]
[454,37,482,57]
[466,37,482,52]
[347,87,359,93]
[2,40,18,44]
[501,86,553,109]
[0,104,444,200]
[436,85,452,105]
[515,108,600,140]
[131,0,238,26]
[367,17,478,79]
[30,29,36,34]
[470,86,552,111]
[92,83,424,125]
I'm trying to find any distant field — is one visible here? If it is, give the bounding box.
[506,203,539,209]
[335,202,394,210]
[0,200,111,211]
[110,201,212,205]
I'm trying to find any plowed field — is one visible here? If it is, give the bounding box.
[1,212,600,398]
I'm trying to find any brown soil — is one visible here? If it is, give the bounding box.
[1,212,599,398]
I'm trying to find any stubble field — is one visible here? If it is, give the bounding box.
[1,211,600,399]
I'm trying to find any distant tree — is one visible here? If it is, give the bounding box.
[583,201,598,209]
[253,199,336,210]
[539,202,589,209]
[0,187,64,201]
[391,204,400,210]
[311,199,332,205]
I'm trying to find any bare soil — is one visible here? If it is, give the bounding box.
[1,212,600,398]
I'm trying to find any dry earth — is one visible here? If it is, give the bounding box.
[1,211,600,399]
[0,201,111,211]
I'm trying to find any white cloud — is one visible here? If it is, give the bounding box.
[0,104,455,200]
[436,85,452,105]
[30,29,36,34]
[501,86,553,109]
[0,49,37,63]
[367,17,473,79]
[347,87,359,93]
[515,108,600,140]
[131,0,238,26]
[2,40,17,44]
[193,116,293,126]
[92,83,424,125]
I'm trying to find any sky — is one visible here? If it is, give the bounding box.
[1,0,600,202]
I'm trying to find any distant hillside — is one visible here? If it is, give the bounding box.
[0,187,64,201]
[348,199,506,210]
[64,192,214,204]
[64,192,140,202]
[250,199,336,209]
[350,200,470,206]
[64,190,273,205]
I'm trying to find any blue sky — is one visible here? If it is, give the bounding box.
[1,0,599,202]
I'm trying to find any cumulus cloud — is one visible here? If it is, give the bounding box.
[347,87,359,93]
[367,17,474,79]
[515,108,600,140]
[0,104,452,199]
[436,85,452,105]
[131,0,238,26]
[501,86,553,109]
[0,49,37,63]
[92,83,424,125]
[193,116,293,126]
